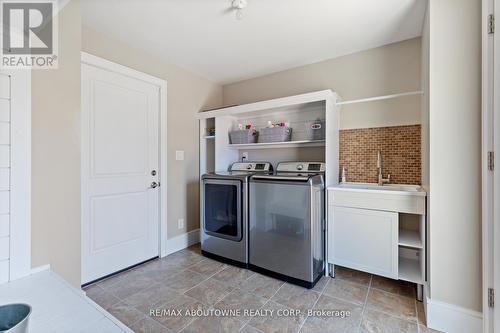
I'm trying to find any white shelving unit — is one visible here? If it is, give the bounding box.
[398,229,422,249]
[399,257,423,284]
[227,139,325,150]
[197,89,340,187]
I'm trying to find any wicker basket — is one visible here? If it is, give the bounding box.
[305,119,326,141]
[258,126,292,143]
[229,129,258,144]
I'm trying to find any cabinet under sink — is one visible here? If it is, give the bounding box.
[327,183,427,298]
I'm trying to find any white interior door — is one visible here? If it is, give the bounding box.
[81,62,160,284]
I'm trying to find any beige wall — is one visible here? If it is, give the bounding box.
[428,0,482,312]
[31,0,82,286]
[223,38,421,129]
[81,27,223,240]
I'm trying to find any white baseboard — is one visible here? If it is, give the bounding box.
[426,297,482,333]
[164,229,200,257]
[31,264,50,275]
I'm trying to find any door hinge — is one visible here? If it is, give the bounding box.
[489,288,495,308]
[489,14,495,34]
[488,151,495,171]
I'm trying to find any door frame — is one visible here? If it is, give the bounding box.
[80,52,169,267]
[1,69,31,281]
[483,0,497,331]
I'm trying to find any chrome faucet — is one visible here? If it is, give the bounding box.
[377,151,390,186]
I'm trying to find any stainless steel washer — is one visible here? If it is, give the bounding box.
[201,162,272,266]
[249,162,325,288]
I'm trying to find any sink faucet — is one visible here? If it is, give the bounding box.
[377,151,391,186]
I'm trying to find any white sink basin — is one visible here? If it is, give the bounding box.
[328,182,427,214]
[335,182,426,195]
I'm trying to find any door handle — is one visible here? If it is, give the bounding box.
[150,182,159,189]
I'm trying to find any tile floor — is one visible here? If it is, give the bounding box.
[84,244,442,333]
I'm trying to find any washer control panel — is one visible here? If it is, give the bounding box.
[276,162,326,173]
[231,162,272,172]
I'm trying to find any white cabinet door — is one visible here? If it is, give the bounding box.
[81,63,160,284]
[331,206,398,279]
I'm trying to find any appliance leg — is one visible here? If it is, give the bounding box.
[416,284,423,302]
[328,263,335,278]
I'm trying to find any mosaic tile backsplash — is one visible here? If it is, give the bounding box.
[339,125,421,185]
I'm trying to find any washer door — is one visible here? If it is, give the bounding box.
[203,179,243,242]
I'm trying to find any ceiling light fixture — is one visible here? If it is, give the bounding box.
[231,0,247,20]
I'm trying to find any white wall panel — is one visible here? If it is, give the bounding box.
[0,260,8,283]
[0,75,10,100]
[0,168,9,190]
[0,237,9,261]
[0,146,8,168]
[0,100,9,122]
[0,123,9,145]
[0,191,9,214]
[0,215,8,238]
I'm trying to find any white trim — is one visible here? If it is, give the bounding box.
[482,0,496,332]
[80,52,169,273]
[197,89,336,119]
[426,297,483,333]
[2,69,31,282]
[164,229,200,256]
[336,90,423,106]
[31,264,51,275]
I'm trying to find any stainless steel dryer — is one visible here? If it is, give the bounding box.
[201,162,272,266]
[249,162,325,288]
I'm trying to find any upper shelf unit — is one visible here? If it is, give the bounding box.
[197,90,337,119]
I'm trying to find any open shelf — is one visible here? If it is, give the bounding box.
[204,135,215,139]
[398,229,422,249]
[399,257,422,284]
[227,139,325,150]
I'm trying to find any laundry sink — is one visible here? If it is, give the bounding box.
[328,182,426,214]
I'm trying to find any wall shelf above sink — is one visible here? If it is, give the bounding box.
[227,139,325,150]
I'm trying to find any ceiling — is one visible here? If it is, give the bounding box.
[81,0,427,84]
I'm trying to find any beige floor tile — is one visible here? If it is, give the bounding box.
[416,300,426,324]
[107,301,145,328]
[163,270,206,293]
[123,283,181,314]
[187,258,227,276]
[323,278,369,306]
[181,316,246,333]
[84,284,121,310]
[237,273,284,299]
[311,275,329,293]
[212,265,255,286]
[248,300,305,333]
[271,283,320,314]
[240,325,266,333]
[366,289,417,322]
[151,294,206,332]
[370,275,416,298]
[160,249,205,269]
[334,266,372,286]
[105,269,157,300]
[419,324,444,333]
[300,294,363,333]
[130,316,174,333]
[214,289,268,320]
[359,309,418,333]
[184,278,234,306]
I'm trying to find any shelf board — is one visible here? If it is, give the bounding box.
[399,257,423,284]
[398,229,422,249]
[203,136,215,139]
[227,140,325,150]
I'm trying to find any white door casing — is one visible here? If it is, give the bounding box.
[81,53,167,284]
[0,69,31,284]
